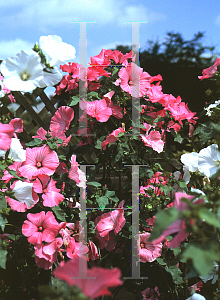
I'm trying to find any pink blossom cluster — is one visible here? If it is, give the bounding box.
[140,172,168,197]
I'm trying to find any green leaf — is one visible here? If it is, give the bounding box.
[47,140,57,150]
[26,138,42,147]
[95,140,102,149]
[96,196,109,210]
[198,208,220,228]
[0,214,7,231]
[112,67,119,77]
[56,139,63,144]
[0,162,7,171]
[178,180,188,192]
[8,169,22,180]
[116,132,124,138]
[87,181,102,187]
[181,242,220,277]
[105,190,119,202]
[174,134,183,144]
[0,241,7,269]
[69,96,80,106]
[165,265,183,284]
[0,196,7,210]
[58,155,66,160]
[52,206,67,222]
[148,207,179,242]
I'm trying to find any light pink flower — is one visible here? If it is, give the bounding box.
[19,145,59,179]
[140,124,164,153]
[22,211,59,245]
[0,123,14,151]
[136,232,162,262]
[95,201,125,241]
[68,154,86,189]
[33,175,64,207]
[53,257,123,299]
[101,127,125,150]
[50,106,74,132]
[79,98,112,122]
[117,62,151,98]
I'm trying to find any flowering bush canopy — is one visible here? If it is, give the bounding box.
[0,34,220,300]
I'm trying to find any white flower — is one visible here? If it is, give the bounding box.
[0,149,6,158]
[0,50,44,92]
[198,144,220,178]
[8,138,26,162]
[39,35,76,67]
[38,66,62,88]
[181,152,199,183]
[204,100,220,116]
[186,293,206,300]
[13,181,34,208]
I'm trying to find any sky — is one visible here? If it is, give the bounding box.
[1,0,220,102]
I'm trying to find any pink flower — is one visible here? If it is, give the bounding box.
[35,238,63,269]
[22,211,59,245]
[68,154,86,189]
[140,124,164,153]
[198,58,220,80]
[95,201,125,241]
[101,127,125,150]
[79,98,112,122]
[33,175,64,207]
[136,232,162,262]
[50,106,74,132]
[66,237,88,259]
[88,241,99,261]
[19,145,59,179]
[116,62,151,98]
[0,123,14,151]
[152,192,204,248]
[53,257,123,299]
[9,118,23,137]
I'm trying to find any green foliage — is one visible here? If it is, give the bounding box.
[181,241,220,277]
[0,240,7,269]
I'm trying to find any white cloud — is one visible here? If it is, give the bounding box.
[0,0,166,29]
[0,39,34,60]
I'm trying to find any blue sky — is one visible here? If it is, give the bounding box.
[1,0,220,63]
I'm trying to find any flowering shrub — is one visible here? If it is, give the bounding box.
[0,35,220,300]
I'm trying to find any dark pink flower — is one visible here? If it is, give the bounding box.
[141,286,160,300]
[0,123,14,151]
[137,232,162,262]
[33,175,64,207]
[50,106,74,132]
[101,127,125,150]
[66,237,88,259]
[9,118,23,137]
[19,145,59,179]
[152,192,204,248]
[35,238,63,269]
[88,241,99,261]
[198,58,220,80]
[22,211,59,245]
[53,257,123,299]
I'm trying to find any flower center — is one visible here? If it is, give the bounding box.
[36,162,42,168]
[20,71,31,81]
[216,160,220,167]
[129,80,133,85]
[140,242,145,248]
[38,226,43,232]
